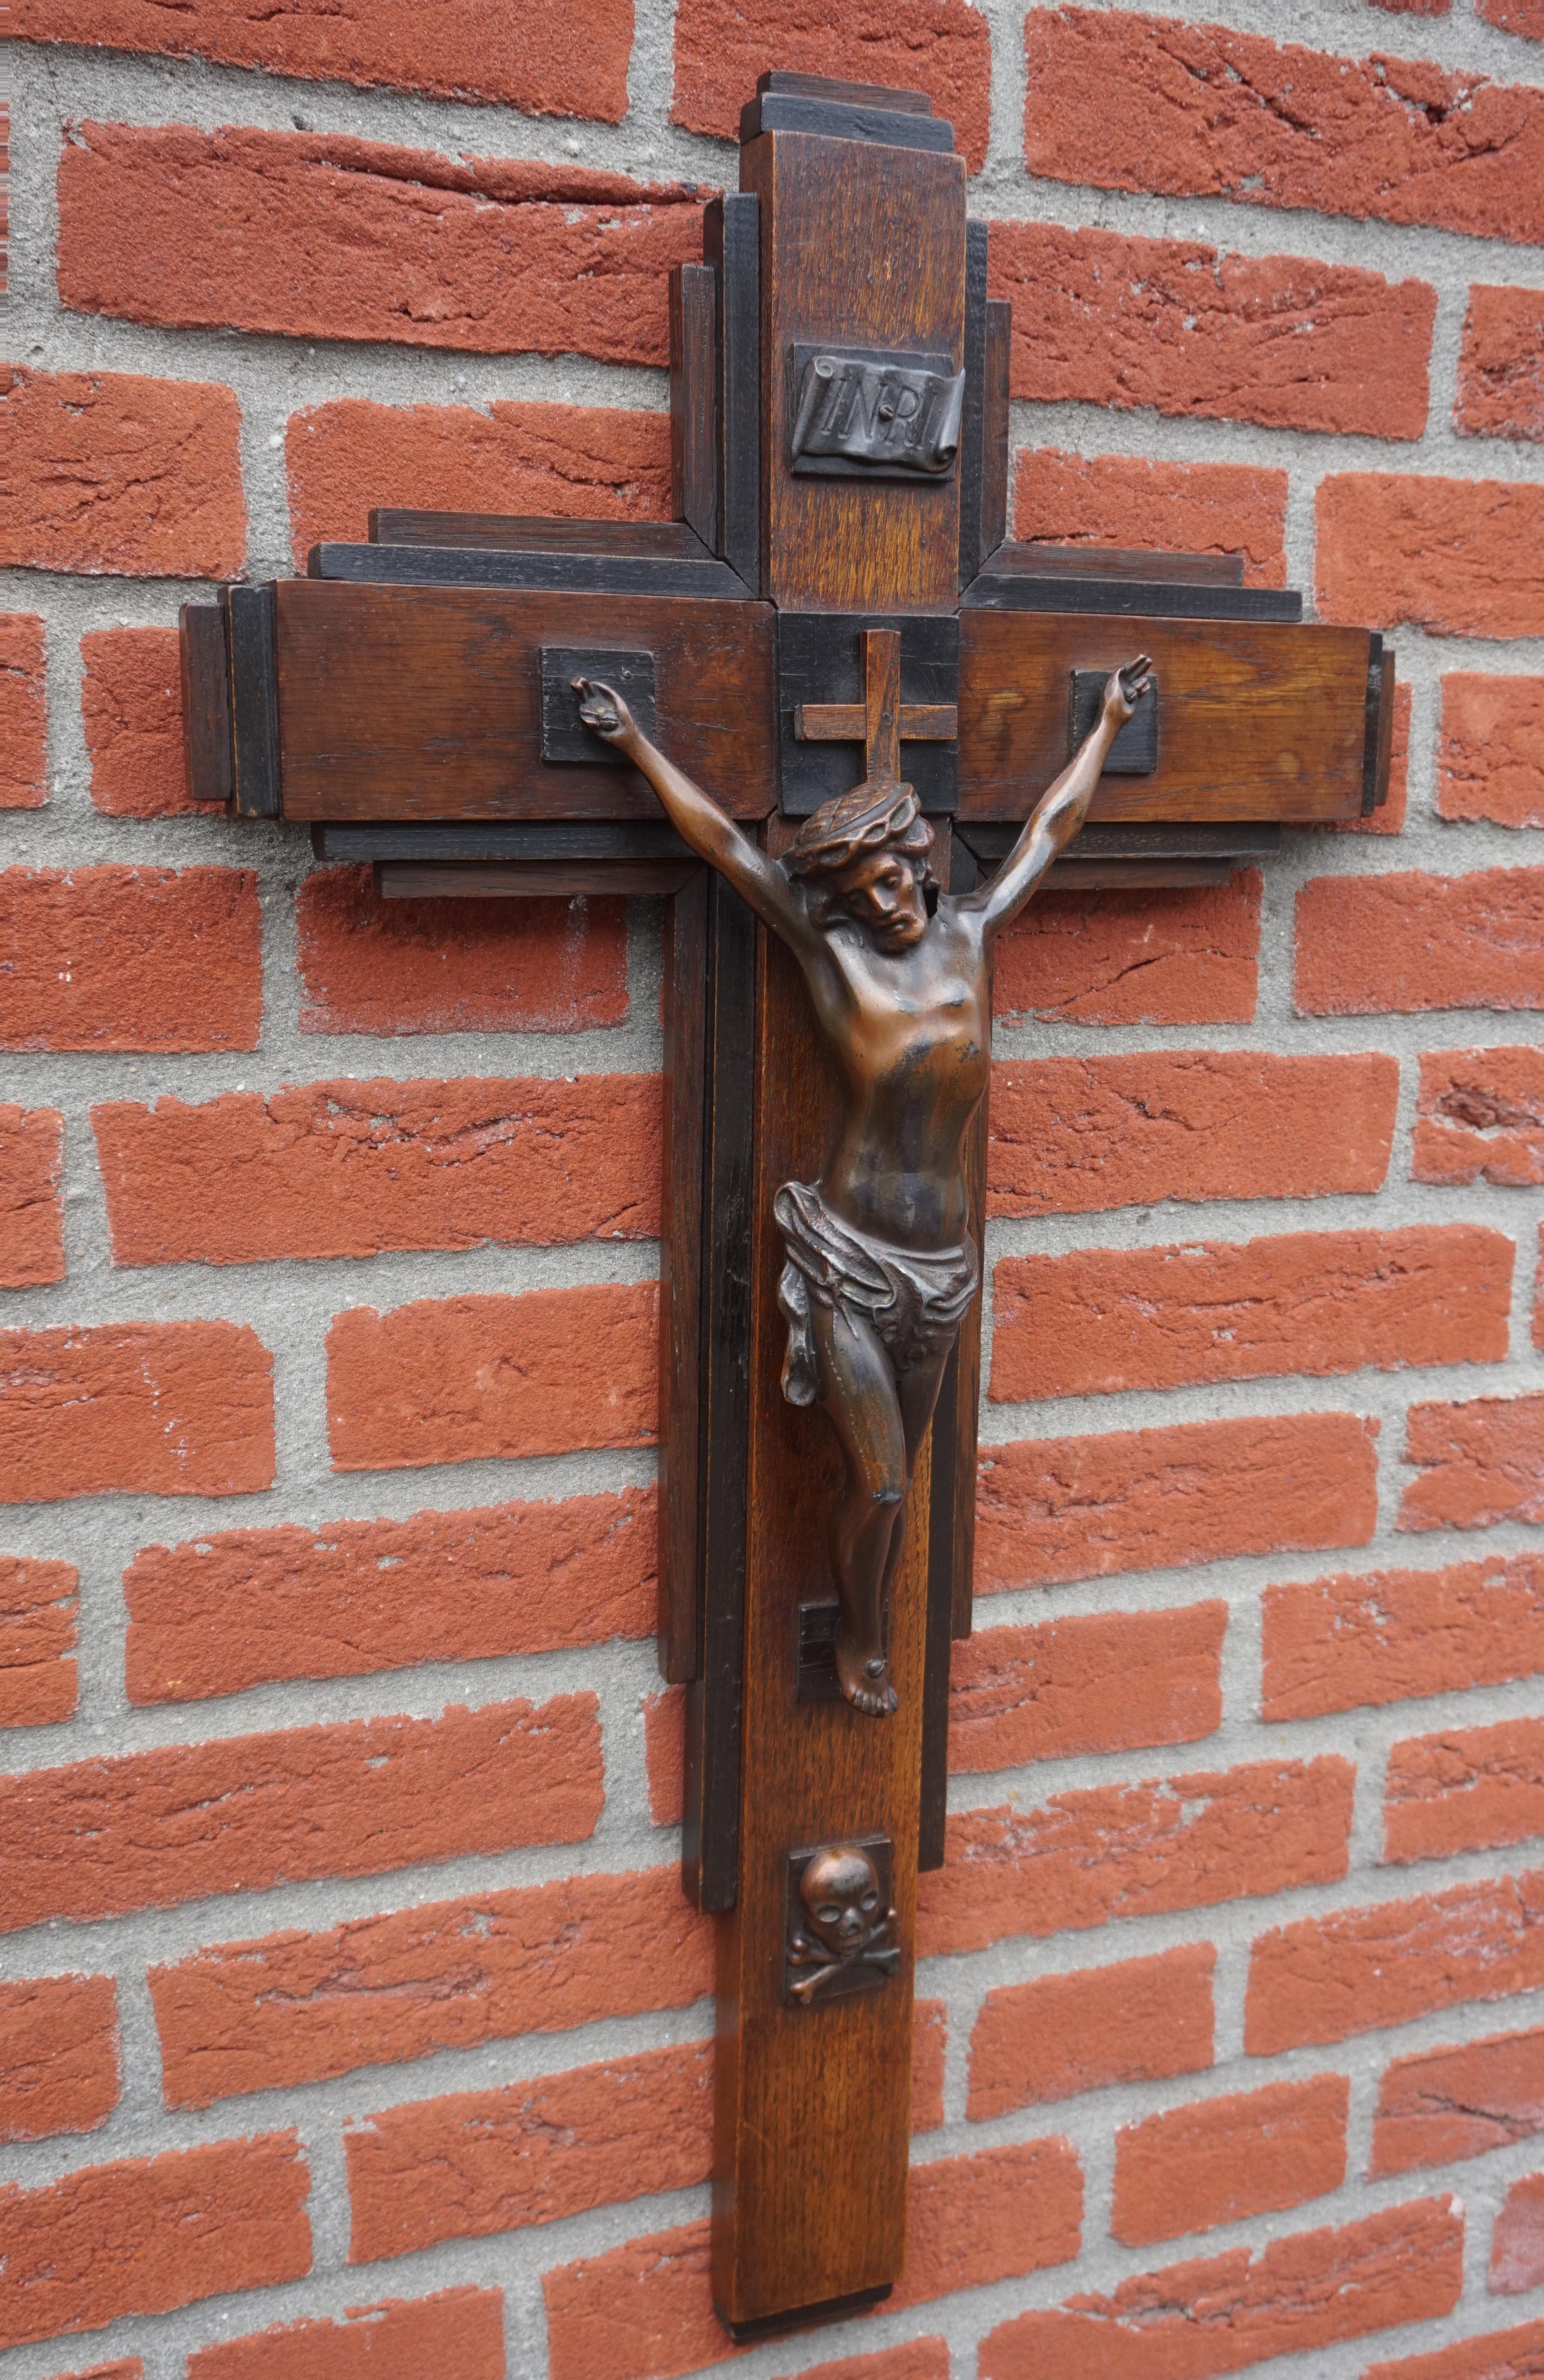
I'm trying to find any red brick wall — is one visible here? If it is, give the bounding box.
[3,1,1544,2375]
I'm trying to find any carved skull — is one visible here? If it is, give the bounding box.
[799,1845,886,1962]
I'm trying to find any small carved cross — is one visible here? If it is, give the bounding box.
[793,626,958,783]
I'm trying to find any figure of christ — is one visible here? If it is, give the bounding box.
[576,656,1153,1717]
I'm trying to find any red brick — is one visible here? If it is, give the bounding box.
[126,1488,655,1706]
[982,2196,1462,2380]
[296,866,627,1037]
[1478,0,1544,27]
[1372,2023,1544,2179]
[80,626,202,818]
[1265,1552,1544,1723]
[1,866,262,1053]
[988,1050,1395,1219]
[1298,871,1544,1015]
[994,873,1261,1028]
[0,615,47,808]
[0,2134,310,2352]
[1417,1049,1544,1190]
[152,1865,710,2109]
[1015,449,1286,585]
[1403,1397,1544,1533]
[890,2139,1083,2309]
[977,1411,1379,1596]
[671,0,991,172]
[911,2000,946,2135]
[643,1683,685,1824]
[1113,2074,1348,2247]
[347,2039,714,2260]
[0,1105,65,1287]
[1387,1715,1544,1866]
[1023,9,1544,244]
[992,222,1433,438]
[1,369,244,578]
[97,1076,660,1269]
[0,1694,599,1934]
[327,1283,656,1472]
[1439,678,1544,829]
[968,1942,1216,2121]
[542,2218,735,2380]
[0,1555,77,1726]
[992,1225,1511,1404]
[947,1602,1224,1773]
[0,1320,273,1505]
[776,2349,948,2380]
[1246,1864,1544,2053]
[1366,2316,1544,2380]
[61,126,703,370]
[1457,289,1544,443]
[1326,679,1412,838]
[17,0,631,121]
[918,1756,1353,1961]
[187,2288,504,2380]
[287,400,670,563]
[1494,2174,1544,2296]
[0,1976,118,2141]
[1318,476,1544,639]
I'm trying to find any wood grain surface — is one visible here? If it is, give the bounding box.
[713,922,929,2328]
[959,611,1374,822]
[740,130,966,614]
[273,580,778,821]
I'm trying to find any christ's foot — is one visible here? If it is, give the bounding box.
[836,1633,898,1718]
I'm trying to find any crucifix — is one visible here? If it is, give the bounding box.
[179,66,1394,2344]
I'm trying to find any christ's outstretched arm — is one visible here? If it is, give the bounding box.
[962,656,1153,942]
[574,679,814,949]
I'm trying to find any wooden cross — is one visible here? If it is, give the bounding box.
[179,64,1395,2345]
[795,627,957,782]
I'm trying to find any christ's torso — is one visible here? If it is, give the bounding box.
[804,897,989,1252]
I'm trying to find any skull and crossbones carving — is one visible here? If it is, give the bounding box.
[786,1842,900,2005]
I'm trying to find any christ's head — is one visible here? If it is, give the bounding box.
[785,781,937,952]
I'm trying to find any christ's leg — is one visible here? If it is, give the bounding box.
[869,1341,954,1643]
[808,1300,905,1717]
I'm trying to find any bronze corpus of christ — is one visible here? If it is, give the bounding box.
[576,654,1153,1719]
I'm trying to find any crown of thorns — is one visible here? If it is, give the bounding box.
[784,780,935,878]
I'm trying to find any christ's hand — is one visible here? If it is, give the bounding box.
[1102,654,1154,729]
[573,677,634,745]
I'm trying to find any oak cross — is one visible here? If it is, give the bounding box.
[180,64,1395,2347]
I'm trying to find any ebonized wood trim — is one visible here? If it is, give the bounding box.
[757,69,932,112]
[683,871,757,1914]
[673,262,720,552]
[224,583,281,818]
[705,192,761,592]
[739,93,954,148]
[918,1345,960,1872]
[957,221,989,592]
[311,821,695,862]
[309,542,749,598]
[1362,635,1390,816]
[980,300,1010,571]
[957,821,1282,861]
[368,512,713,558]
[964,572,1302,622]
[982,542,1247,587]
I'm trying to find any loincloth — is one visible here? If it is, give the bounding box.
[773,1180,978,1408]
